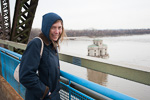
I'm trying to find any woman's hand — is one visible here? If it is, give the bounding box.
[48,92,51,96]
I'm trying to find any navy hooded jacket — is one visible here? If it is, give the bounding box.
[19,12,62,100]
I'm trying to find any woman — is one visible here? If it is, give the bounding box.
[19,12,66,100]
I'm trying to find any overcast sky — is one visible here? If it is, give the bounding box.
[9,0,150,30]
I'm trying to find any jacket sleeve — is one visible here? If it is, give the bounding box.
[19,38,49,99]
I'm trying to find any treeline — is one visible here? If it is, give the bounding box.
[30,28,150,38]
[65,29,150,37]
[29,28,41,41]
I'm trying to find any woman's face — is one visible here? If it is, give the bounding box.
[49,20,62,41]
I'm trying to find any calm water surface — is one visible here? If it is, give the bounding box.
[60,34,150,100]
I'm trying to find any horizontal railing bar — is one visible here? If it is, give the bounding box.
[0,51,20,61]
[0,47,22,60]
[0,51,20,63]
[0,39,150,86]
[60,70,136,100]
[59,52,150,86]
[60,82,95,100]
[60,76,112,100]
[0,39,27,50]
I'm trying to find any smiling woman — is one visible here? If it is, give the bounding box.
[19,12,67,100]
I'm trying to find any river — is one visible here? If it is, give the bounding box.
[59,34,150,100]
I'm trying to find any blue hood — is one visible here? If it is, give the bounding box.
[41,12,63,41]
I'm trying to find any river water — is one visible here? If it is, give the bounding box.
[59,34,150,100]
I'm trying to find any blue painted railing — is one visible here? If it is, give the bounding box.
[0,47,137,100]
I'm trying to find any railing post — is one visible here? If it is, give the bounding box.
[8,45,14,51]
[69,80,71,100]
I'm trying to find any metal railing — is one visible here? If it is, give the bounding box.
[0,39,150,86]
[0,46,137,100]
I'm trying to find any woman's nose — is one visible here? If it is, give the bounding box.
[55,28,59,34]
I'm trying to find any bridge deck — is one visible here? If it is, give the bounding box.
[0,75,23,100]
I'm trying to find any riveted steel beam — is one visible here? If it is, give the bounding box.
[0,13,3,39]
[0,0,11,40]
[10,0,39,54]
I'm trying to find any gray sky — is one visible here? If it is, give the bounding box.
[9,0,150,30]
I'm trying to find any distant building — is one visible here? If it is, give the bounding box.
[88,39,109,59]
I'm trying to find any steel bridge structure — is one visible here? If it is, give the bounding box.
[0,0,39,53]
[0,0,148,100]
